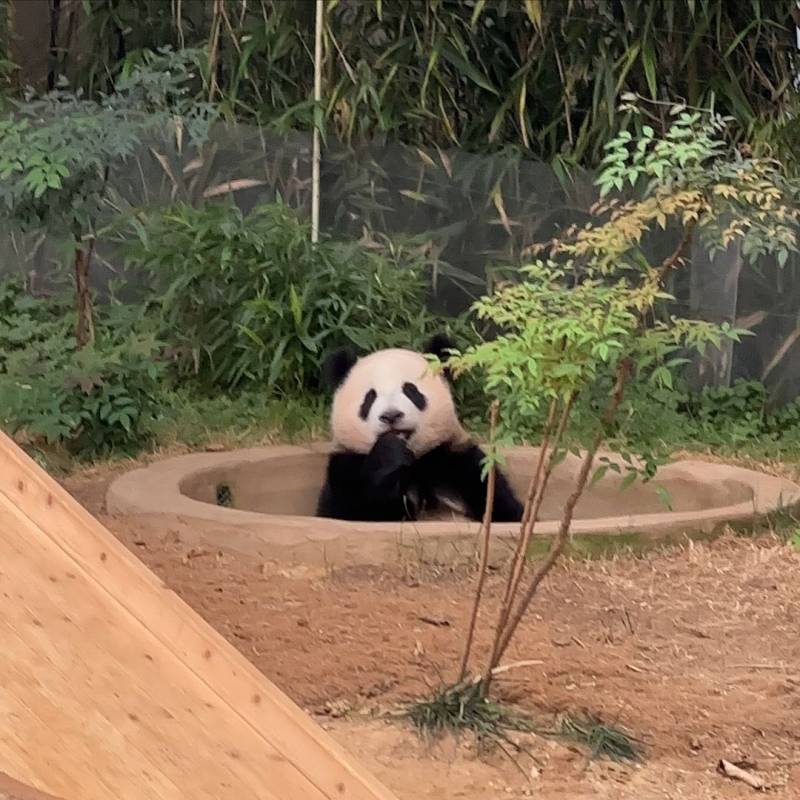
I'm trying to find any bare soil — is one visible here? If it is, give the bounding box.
[62,461,800,799]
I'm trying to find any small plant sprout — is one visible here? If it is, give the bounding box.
[412,105,800,753]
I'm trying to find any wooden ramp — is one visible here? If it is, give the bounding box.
[0,431,399,800]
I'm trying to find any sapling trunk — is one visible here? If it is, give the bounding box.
[458,401,499,682]
[490,393,574,665]
[494,398,558,620]
[73,238,96,349]
[483,359,632,693]
[478,230,694,690]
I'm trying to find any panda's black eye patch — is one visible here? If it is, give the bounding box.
[402,382,427,410]
[359,389,377,420]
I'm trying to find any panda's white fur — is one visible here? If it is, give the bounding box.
[318,338,524,523]
[330,347,469,457]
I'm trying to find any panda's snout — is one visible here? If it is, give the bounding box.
[379,409,405,426]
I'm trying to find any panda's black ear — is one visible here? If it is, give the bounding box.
[423,333,455,362]
[423,333,456,382]
[322,347,358,391]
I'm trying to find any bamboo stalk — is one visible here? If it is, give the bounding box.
[207,0,223,103]
[311,0,324,244]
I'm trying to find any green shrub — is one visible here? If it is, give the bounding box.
[460,360,800,459]
[0,276,71,359]
[0,49,215,347]
[678,380,766,445]
[118,200,450,392]
[0,279,165,457]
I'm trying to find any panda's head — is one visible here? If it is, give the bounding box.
[322,334,469,456]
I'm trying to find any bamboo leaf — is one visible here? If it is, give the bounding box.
[434,144,453,178]
[641,45,657,100]
[655,485,673,511]
[524,0,544,32]
[420,42,441,109]
[614,43,641,95]
[517,78,530,150]
[470,0,488,29]
[723,20,758,59]
[492,188,513,236]
[439,43,499,96]
[488,94,515,143]
[415,147,437,169]
[398,189,449,210]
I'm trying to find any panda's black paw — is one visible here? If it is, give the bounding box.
[364,432,415,491]
[371,431,415,468]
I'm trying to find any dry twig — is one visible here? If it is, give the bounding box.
[717,758,765,790]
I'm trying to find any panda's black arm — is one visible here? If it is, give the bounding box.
[317,452,395,519]
[423,443,523,523]
[316,434,415,520]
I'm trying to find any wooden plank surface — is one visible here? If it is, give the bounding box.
[0,772,64,800]
[0,431,399,800]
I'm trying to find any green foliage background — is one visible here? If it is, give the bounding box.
[1,1,800,465]
[115,199,452,391]
[1,0,796,168]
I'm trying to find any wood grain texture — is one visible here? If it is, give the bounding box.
[0,772,64,800]
[0,431,398,800]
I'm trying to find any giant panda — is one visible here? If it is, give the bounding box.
[316,334,524,523]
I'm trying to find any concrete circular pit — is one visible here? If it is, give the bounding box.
[106,444,800,566]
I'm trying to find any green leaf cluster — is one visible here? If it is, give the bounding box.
[0,279,165,456]
[443,110,800,485]
[0,47,216,236]
[114,199,457,392]
[593,107,800,267]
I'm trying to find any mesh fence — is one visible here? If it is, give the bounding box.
[2,120,799,404]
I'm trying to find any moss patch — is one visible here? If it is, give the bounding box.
[525,528,720,560]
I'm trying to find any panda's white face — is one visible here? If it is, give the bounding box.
[330,348,467,456]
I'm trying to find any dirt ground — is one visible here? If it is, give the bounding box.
[63,462,800,799]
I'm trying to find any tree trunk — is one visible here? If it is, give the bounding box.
[73,244,94,348]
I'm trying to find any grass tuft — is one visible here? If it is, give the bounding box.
[549,712,644,762]
[407,681,532,740]
[408,683,644,764]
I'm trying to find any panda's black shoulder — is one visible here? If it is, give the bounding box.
[415,440,480,475]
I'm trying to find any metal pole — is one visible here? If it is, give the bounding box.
[311,0,324,244]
